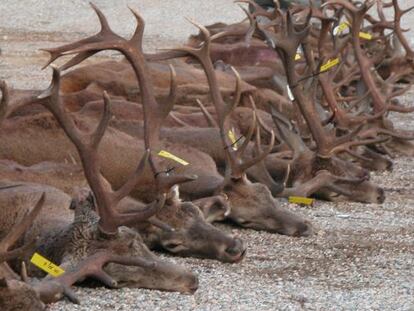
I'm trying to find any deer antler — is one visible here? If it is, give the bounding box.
[34,250,156,304]
[43,4,165,147]
[42,4,197,195]
[38,67,165,235]
[167,20,276,182]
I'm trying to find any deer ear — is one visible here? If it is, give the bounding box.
[0,278,8,288]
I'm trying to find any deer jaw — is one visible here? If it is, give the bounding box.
[119,191,246,263]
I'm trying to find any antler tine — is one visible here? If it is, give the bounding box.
[89,2,112,31]
[228,66,243,115]
[196,99,218,127]
[128,6,146,51]
[41,3,118,70]
[91,91,112,148]
[332,123,365,147]
[169,20,229,123]
[242,6,259,47]
[114,149,151,202]
[235,110,257,158]
[230,95,275,173]
[0,240,38,263]
[286,10,311,42]
[39,68,164,235]
[0,193,45,255]
[185,17,212,46]
[38,66,90,148]
[322,0,375,14]
[158,64,178,119]
[209,4,257,45]
[0,80,8,125]
[330,136,390,155]
[239,120,275,173]
[250,110,285,194]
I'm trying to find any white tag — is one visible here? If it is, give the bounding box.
[333,26,340,36]
[287,85,295,101]
[295,46,302,60]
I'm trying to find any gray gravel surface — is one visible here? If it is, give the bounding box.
[1,1,414,310]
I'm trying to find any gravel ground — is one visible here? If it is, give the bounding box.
[1,1,414,310]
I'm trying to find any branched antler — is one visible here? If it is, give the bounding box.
[34,250,156,304]
[167,20,276,183]
[38,67,165,235]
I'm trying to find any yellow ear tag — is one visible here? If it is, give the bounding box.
[295,53,302,61]
[320,58,340,73]
[333,22,349,35]
[158,150,189,166]
[228,129,238,150]
[359,32,373,40]
[30,252,65,277]
[289,196,314,206]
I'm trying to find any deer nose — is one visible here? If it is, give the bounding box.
[186,274,199,294]
[295,220,314,237]
[377,188,385,203]
[224,238,246,262]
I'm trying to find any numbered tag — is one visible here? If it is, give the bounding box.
[158,150,189,166]
[320,58,340,73]
[30,253,65,277]
[287,85,295,101]
[359,32,372,40]
[289,196,314,206]
[228,129,238,150]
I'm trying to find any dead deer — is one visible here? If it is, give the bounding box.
[2,4,313,237]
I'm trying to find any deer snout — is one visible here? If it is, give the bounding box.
[376,188,385,204]
[222,237,246,263]
[294,220,314,237]
[181,273,199,294]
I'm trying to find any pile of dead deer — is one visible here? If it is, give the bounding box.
[1,0,413,309]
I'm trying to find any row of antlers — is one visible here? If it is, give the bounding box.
[1,0,413,309]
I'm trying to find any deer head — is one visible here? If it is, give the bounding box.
[122,190,246,263]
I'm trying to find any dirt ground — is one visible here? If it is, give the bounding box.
[1,1,413,310]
